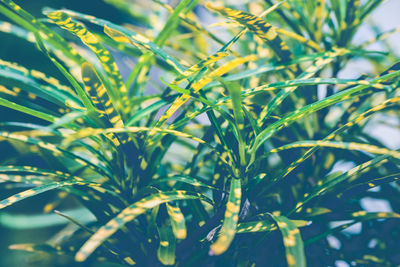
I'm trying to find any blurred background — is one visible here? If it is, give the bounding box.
[0,0,399,266]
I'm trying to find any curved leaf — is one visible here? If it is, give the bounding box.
[270,214,306,267]
[210,178,241,255]
[75,191,212,262]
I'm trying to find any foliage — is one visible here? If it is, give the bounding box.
[0,0,399,266]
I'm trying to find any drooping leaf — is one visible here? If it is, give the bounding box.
[166,203,187,240]
[270,214,306,267]
[157,224,176,265]
[75,191,212,262]
[210,178,241,255]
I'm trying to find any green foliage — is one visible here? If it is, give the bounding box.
[0,0,399,266]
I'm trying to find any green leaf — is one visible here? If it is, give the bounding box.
[125,0,198,93]
[206,4,293,63]
[0,96,55,122]
[210,178,241,255]
[291,154,391,214]
[0,181,100,210]
[249,67,400,164]
[237,219,308,234]
[0,0,85,65]
[270,214,306,267]
[305,212,400,246]
[155,55,257,128]
[0,132,111,177]
[45,10,127,109]
[75,191,212,262]
[0,207,95,229]
[166,203,187,240]
[157,225,176,265]
[149,174,217,191]
[269,140,400,159]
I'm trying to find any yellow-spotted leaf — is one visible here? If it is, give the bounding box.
[81,62,124,130]
[269,140,400,159]
[81,62,140,165]
[103,25,185,74]
[75,191,212,262]
[237,219,308,234]
[315,0,325,42]
[149,175,218,191]
[173,51,229,85]
[291,154,391,214]
[268,94,400,185]
[210,178,241,255]
[157,225,176,265]
[45,10,126,105]
[305,212,400,246]
[0,181,100,210]
[206,4,293,62]
[270,214,306,267]
[156,55,257,128]
[166,203,186,240]
[0,132,110,177]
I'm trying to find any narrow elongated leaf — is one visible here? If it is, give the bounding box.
[292,154,391,214]
[0,132,110,177]
[81,63,124,136]
[156,55,257,128]
[125,0,197,93]
[75,191,212,261]
[0,181,100,210]
[173,51,229,85]
[269,140,400,159]
[157,225,176,265]
[237,219,308,234]
[0,0,85,65]
[149,175,217,190]
[166,203,186,240]
[45,10,127,107]
[0,96,56,122]
[315,0,325,42]
[210,178,241,255]
[270,214,306,267]
[249,67,400,163]
[274,28,322,51]
[206,4,293,62]
[223,80,246,166]
[305,212,400,246]
[0,58,79,101]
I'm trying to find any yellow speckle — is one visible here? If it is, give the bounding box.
[234,188,241,198]
[227,202,240,213]
[352,211,367,217]
[124,257,135,265]
[176,229,187,239]
[283,236,296,247]
[160,241,169,247]
[286,254,295,266]
[277,221,287,228]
